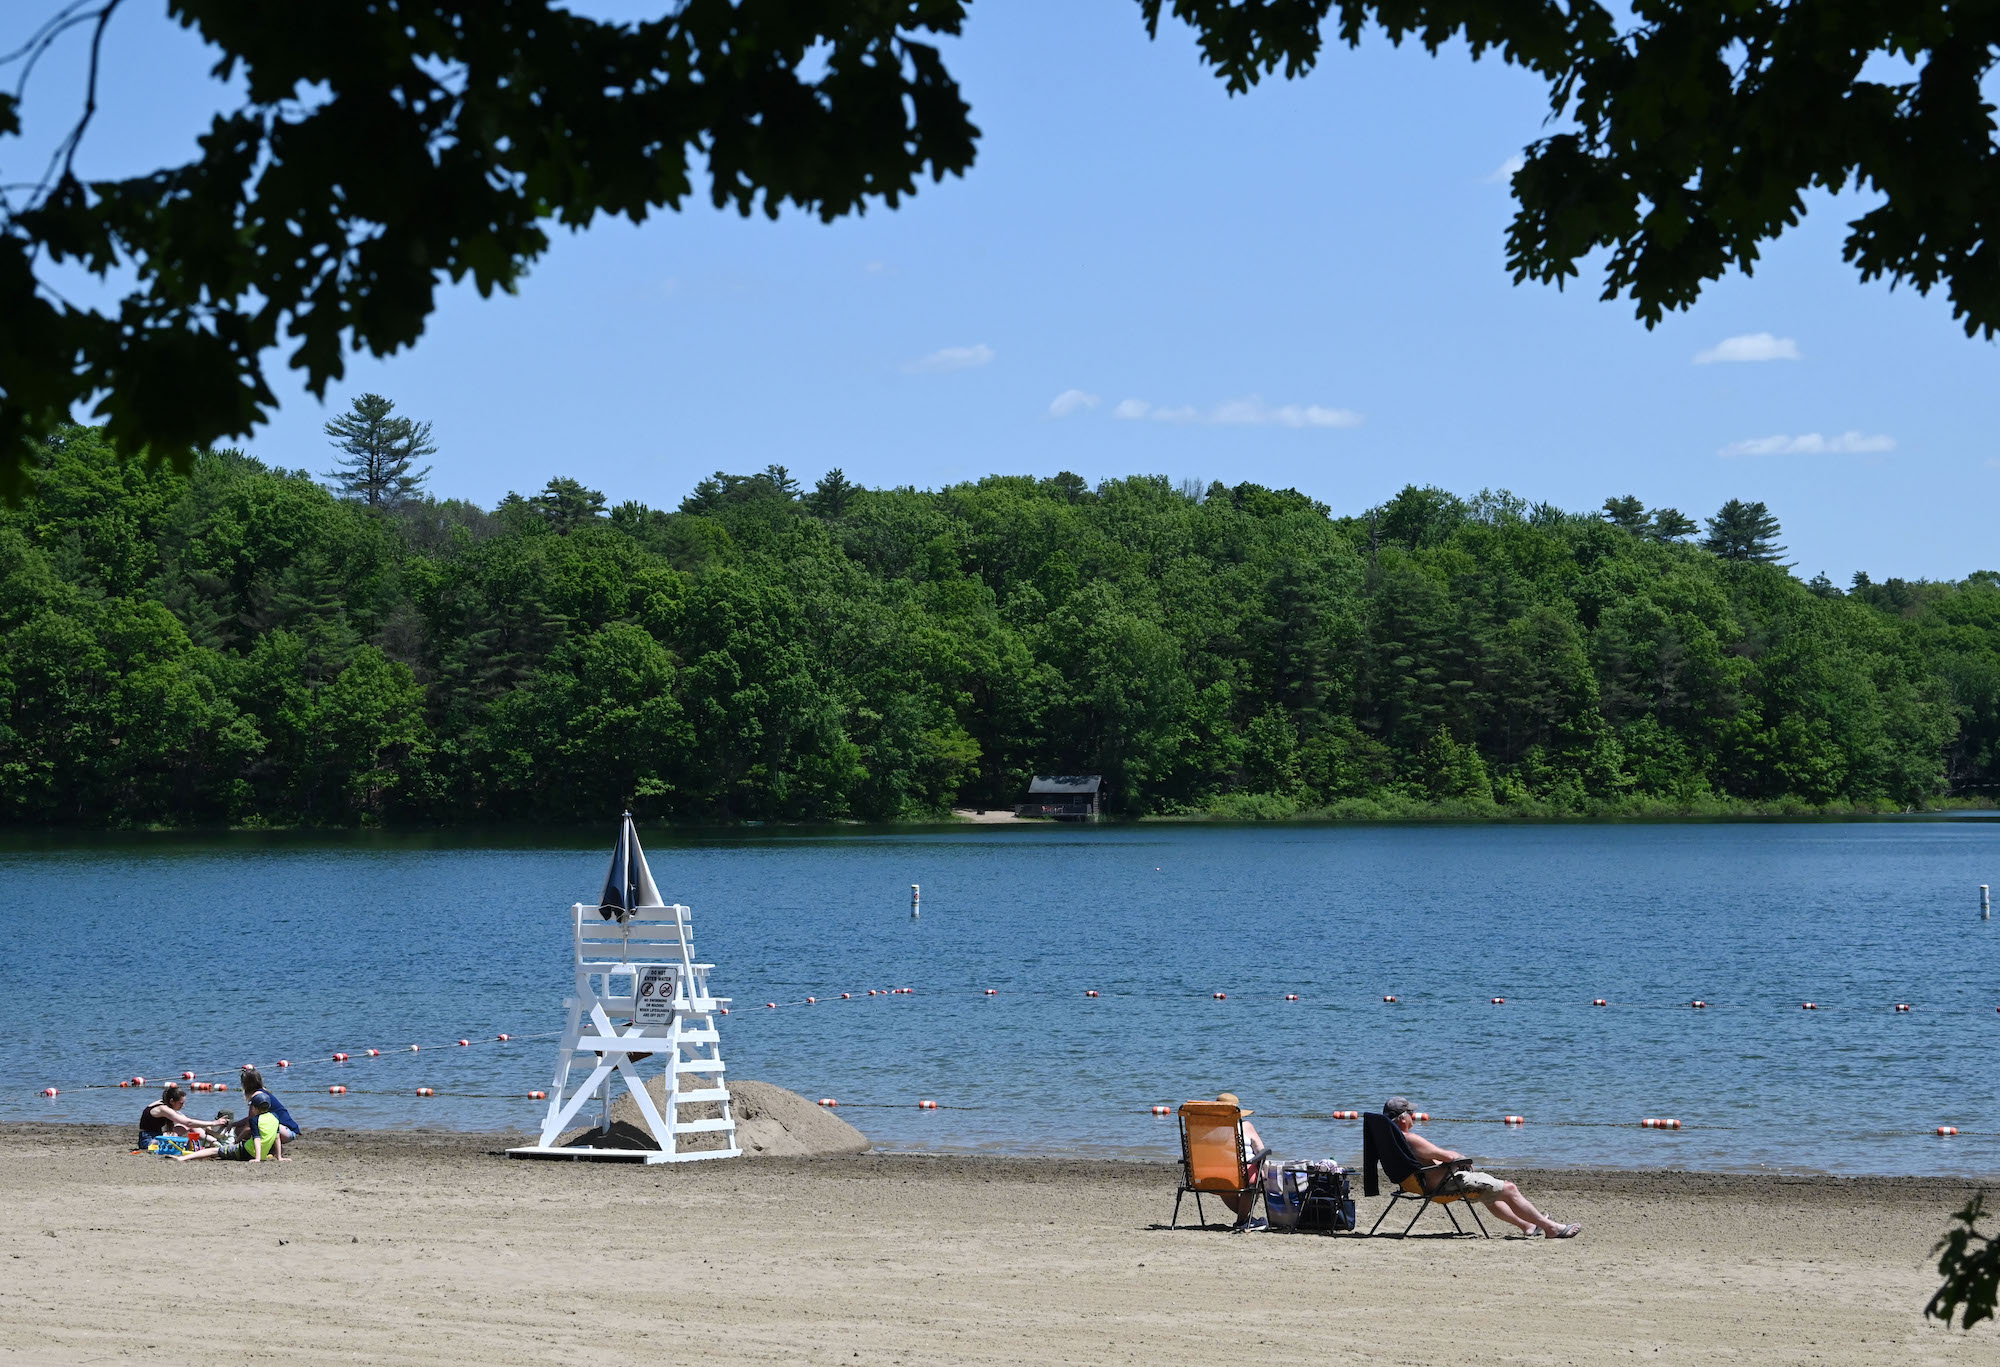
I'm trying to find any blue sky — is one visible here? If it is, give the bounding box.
[11,2,1998,580]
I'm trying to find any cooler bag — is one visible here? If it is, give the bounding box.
[1299,1160,1355,1232]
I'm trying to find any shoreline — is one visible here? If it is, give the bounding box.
[4,1123,1994,1364]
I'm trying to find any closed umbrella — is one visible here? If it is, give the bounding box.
[597,810,664,922]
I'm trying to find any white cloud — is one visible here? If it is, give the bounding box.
[1485,154,1525,184]
[1694,332,1802,364]
[1047,389,1100,418]
[1112,395,1362,429]
[1719,431,1896,458]
[904,343,995,374]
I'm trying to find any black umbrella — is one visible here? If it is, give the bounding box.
[597,811,664,923]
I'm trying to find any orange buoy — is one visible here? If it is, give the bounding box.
[1802,1002,1817,1010]
[1894,1004,1910,1013]
[41,1087,58,1097]
[1490,998,1504,1005]
[328,1085,347,1095]
[1383,995,1397,1003]
[1085,990,1099,997]
[1414,1111,1431,1122]
[817,1098,837,1107]
[1503,1114,1525,1125]
[118,1080,131,1088]
[1937,1126,1959,1136]
[1691,1000,1707,1009]
[528,1090,546,1100]
[333,1052,349,1061]
[1592,999,1608,1007]
[1150,1105,1171,1115]
[416,1087,434,1097]
[918,1099,938,1109]
[1331,1109,1359,1120]
[1213,992,1227,1000]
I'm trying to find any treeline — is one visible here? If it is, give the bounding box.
[3,425,1997,826]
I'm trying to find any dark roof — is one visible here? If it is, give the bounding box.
[1028,775,1102,794]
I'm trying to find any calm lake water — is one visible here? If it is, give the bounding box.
[4,820,1997,1176]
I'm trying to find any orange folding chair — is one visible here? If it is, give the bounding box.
[1171,1100,1265,1228]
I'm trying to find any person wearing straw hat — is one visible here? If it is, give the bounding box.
[1213,1092,1272,1231]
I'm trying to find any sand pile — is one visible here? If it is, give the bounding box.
[558,1077,869,1157]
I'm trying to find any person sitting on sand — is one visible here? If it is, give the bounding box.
[137,1084,219,1149]
[1214,1091,1272,1232]
[231,1066,302,1148]
[1382,1096,1579,1238]
[174,1093,285,1164]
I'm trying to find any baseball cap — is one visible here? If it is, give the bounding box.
[1382,1096,1415,1117]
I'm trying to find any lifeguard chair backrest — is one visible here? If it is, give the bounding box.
[1177,1102,1247,1192]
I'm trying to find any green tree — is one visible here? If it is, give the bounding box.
[1647,508,1698,543]
[808,468,858,519]
[531,478,607,535]
[1601,495,1648,533]
[323,394,434,509]
[1703,500,1788,564]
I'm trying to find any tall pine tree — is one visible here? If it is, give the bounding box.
[324,394,435,509]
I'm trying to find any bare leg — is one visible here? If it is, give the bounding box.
[172,1146,222,1162]
[1485,1182,1560,1234]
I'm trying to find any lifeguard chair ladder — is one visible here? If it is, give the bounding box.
[508,818,739,1164]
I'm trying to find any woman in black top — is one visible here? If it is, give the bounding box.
[137,1083,215,1147]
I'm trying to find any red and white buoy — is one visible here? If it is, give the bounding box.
[1503,1114,1525,1125]
[1383,995,1397,1003]
[1284,994,1299,1001]
[40,1087,58,1097]
[1894,1004,1910,1013]
[817,1097,838,1107]
[1490,998,1505,1005]
[416,1087,434,1097]
[1641,1118,1682,1130]
[1937,1126,1959,1136]
[528,1090,547,1100]
[918,1099,938,1110]
[1150,1105,1171,1115]
[1592,999,1608,1007]
[1331,1109,1359,1120]
[328,1085,347,1095]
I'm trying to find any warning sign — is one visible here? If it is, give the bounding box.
[634,965,679,1025]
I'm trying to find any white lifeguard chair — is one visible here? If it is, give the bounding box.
[507,813,739,1164]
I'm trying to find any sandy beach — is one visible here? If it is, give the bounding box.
[1,1123,1992,1365]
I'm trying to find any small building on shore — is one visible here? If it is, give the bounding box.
[1015,775,1103,821]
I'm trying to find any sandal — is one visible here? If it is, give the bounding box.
[1549,1223,1582,1239]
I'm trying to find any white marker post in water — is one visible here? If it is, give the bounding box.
[1983,885,1990,920]
[911,883,921,918]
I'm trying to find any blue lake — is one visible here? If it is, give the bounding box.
[3,820,1997,1176]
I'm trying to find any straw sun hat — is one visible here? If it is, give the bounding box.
[1214,1091,1254,1116]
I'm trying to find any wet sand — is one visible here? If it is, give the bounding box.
[1,1124,1992,1364]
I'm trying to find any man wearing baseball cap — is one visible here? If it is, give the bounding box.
[1383,1097,1580,1238]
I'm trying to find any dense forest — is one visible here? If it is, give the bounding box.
[3,419,1997,827]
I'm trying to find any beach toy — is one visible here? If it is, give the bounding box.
[328,1085,346,1094]
[497,1034,510,1041]
[1331,1110,1359,1120]
[1937,1126,1958,1136]
[1150,1105,1171,1115]
[1592,999,1608,1007]
[416,1088,434,1097]
[1383,995,1397,1003]
[1085,990,1099,997]
[918,1099,938,1109]
[1212,992,1227,1000]
[1503,1115,1525,1125]
[528,1091,546,1100]
[1801,1002,1817,1010]
[817,1098,837,1107]
[1895,1004,1910,1013]
[41,1087,57,1097]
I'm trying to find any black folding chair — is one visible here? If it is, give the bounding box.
[1360,1112,1490,1238]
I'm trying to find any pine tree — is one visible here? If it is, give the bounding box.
[1647,507,1698,542]
[323,394,435,508]
[1601,495,1648,531]
[1702,499,1787,563]
[808,467,857,518]
[531,477,608,534]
